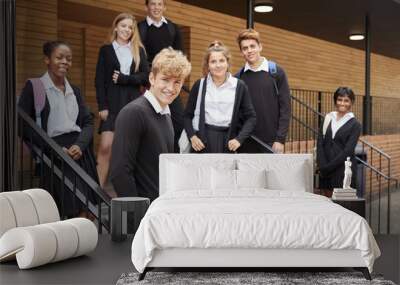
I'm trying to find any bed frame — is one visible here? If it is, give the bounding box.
[138,154,372,280]
[139,248,371,280]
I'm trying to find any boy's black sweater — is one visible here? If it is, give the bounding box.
[239,67,290,144]
[110,96,174,200]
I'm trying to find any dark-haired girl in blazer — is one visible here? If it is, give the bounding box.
[95,13,149,189]
[184,41,256,153]
[317,87,362,194]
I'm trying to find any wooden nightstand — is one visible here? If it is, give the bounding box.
[331,198,366,218]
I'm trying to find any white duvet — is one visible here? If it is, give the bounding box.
[131,190,380,273]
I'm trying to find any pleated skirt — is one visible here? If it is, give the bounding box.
[192,124,231,153]
[41,132,99,217]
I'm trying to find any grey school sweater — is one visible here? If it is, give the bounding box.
[110,96,174,200]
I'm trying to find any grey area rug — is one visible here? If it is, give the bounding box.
[116,271,396,285]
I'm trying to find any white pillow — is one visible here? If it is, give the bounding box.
[167,162,210,191]
[238,158,308,192]
[210,169,268,191]
[166,160,236,192]
[236,169,268,189]
[211,168,236,190]
[266,162,307,191]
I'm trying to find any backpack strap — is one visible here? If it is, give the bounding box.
[28,78,46,128]
[268,60,279,96]
[268,60,278,76]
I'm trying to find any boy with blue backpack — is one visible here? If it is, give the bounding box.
[236,29,291,153]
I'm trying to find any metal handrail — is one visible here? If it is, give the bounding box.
[358,138,391,159]
[291,115,319,135]
[291,95,324,117]
[34,147,107,219]
[355,156,395,182]
[18,108,111,232]
[249,135,275,153]
[18,108,110,203]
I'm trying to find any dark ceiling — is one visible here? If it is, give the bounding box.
[176,0,400,60]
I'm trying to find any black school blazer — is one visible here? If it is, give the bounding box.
[184,78,257,145]
[317,117,361,177]
[95,44,149,112]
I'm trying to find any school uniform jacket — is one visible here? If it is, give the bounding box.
[184,78,257,146]
[317,117,361,189]
[95,44,149,113]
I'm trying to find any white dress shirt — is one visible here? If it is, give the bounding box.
[144,90,171,115]
[41,72,81,138]
[328,111,355,139]
[204,73,238,127]
[146,16,168,28]
[112,40,133,75]
[244,57,269,73]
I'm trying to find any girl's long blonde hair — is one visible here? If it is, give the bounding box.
[109,13,144,72]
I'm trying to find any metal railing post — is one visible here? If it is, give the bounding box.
[247,0,254,29]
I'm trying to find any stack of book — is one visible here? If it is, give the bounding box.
[332,188,357,200]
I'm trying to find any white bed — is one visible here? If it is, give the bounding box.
[131,154,380,280]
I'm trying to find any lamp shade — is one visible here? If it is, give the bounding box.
[349,34,365,41]
[254,0,274,13]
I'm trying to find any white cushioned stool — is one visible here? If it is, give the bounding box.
[0,189,98,269]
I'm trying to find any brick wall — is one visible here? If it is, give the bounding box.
[17,0,400,97]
